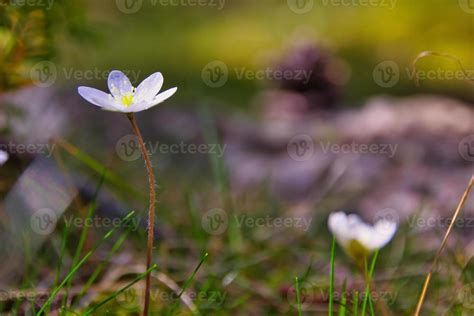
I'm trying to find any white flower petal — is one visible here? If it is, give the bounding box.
[78,87,119,111]
[328,212,352,248]
[353,223,378,251]
[108,70,133,98]
[347,214,362,229]
[134,72,163,102]
[116,102,148,113]
[367,220,397,250]
[78,70,176,113]
[0,150,9,166]
[328,211,397,253]
[144,87,178,110]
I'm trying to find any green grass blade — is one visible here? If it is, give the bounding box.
[200,107,228,197]
[37,211,136,315]
[178,252,209,298]
[72,170,106,264]
[368,294,375,316]
[83,264,157,315]
[361,250,379,316]
[329,236,336,315]
[63,171,107,308]
[47,225,70,315]
[352,290,359,316]
[167,252,209,315]
[338,279,347,316]
[78,230,130,299]
[55,138,145,200]
[295,276,302,316]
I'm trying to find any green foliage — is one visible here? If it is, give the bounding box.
[0,0,93,91]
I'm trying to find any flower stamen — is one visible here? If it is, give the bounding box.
[121,93,134,107]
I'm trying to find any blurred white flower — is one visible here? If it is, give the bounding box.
[0,150,8,166]
[78,70,177,113]
[328,211,397,258]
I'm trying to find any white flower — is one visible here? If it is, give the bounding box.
[0,150,8,166]
[328,211,397,257]
[78,70,177,113]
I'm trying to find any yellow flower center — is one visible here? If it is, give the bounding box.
[121,93,134,107]
[347,239,370,266]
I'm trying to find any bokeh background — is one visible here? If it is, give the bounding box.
[0,0,473,315]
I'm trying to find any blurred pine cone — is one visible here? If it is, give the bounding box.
[274,41,346,109]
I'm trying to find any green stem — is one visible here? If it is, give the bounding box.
[329,236,336,315]
[361,250,379,315]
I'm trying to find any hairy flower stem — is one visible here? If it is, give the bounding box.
[127,113,156,316]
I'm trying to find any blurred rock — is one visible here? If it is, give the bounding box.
[222,95,474,225]
[0,86,69,144]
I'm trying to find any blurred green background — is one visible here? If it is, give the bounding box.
[1,0,473,108]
